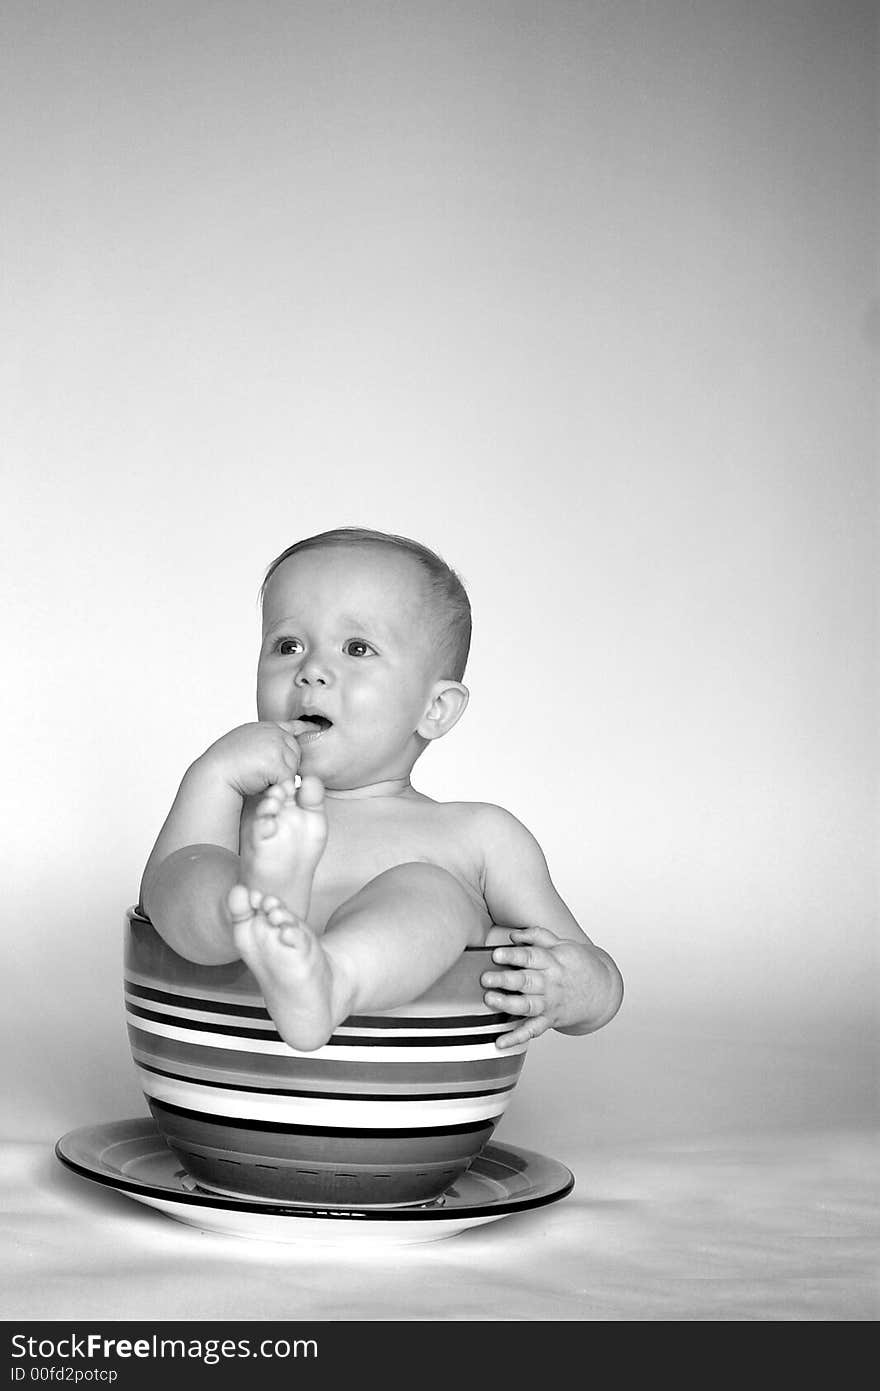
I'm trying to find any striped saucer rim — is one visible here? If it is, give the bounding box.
[55,1117,574,1222]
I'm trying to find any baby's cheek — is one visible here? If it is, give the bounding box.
[347,682,398,729]
[256,670,286,718]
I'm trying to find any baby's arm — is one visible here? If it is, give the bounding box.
[476,806,624,1049]
[138,722,302,964]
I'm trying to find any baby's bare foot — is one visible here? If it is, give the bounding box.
[226,885,353,1052]
[240,774,327,921]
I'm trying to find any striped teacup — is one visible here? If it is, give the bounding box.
[124,908,528,1206]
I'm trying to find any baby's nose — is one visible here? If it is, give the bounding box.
[295,655,331,686]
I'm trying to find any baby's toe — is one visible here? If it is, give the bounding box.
[297,775,325,810]
[227,884,255,922]
[267,905,295,928]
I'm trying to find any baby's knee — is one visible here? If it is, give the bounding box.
[378,861,464,896]
[328,861,485,937]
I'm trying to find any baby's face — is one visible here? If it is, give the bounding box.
[257,546,446,790]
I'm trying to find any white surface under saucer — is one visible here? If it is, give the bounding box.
[55,1118,574,1247]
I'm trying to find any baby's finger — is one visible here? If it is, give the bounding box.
[491,944,550,970]
[508,925,560,948]
[483,988,545,1016]
[282,743,301,773]
[495,1015,551,1050]
[482,969,544,995]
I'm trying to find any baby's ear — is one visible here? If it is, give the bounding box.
[417,681,469,741]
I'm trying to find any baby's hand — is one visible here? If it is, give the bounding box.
[481,926,607,1050]
[196,721,304,798]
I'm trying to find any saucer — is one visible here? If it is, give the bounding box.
[55,1118,574,1247]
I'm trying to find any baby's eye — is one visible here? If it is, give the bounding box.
[343,639,375,658]
[273,637,304,656]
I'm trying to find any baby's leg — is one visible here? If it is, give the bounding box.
[239,775,327,919]
[321,863,487,1013]
[227,885,346,1052]
[226,864,486,1051]
[228,775,332,1050]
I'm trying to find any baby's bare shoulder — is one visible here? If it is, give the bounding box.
[434,800,537,854]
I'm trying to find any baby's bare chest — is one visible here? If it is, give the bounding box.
[311,804,486,929]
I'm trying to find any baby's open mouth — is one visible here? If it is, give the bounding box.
[297,714,333,732]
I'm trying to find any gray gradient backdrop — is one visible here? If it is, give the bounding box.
[3,1,877,1168]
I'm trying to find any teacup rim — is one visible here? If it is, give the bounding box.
[124,905,496,952]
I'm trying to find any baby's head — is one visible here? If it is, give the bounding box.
[256,528,472,791]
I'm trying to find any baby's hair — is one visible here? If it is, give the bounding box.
[259,527,472,681]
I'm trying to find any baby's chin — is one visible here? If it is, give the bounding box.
[296,747,361,790]
[296,732,420,792]
[302,753,416,795]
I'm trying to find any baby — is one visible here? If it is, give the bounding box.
[139,528,623,1054]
